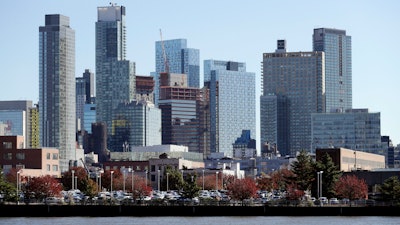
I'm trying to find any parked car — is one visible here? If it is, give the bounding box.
[366,199,376,206]
[329,198,339,205]
[341,198,350,205]
[319,197,328,205]
[45,197,63,204]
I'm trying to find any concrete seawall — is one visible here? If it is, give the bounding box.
[1,205,399,217]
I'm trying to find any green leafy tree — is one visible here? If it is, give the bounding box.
[221,174,235,190]
[84,179,98,198]
[0,169,17,202]
[334,174,368,200]
[181,172,200,198]
[291,150,315,192]
[314,152,342,198]
[161,166,184,191]
[379,176,400,202]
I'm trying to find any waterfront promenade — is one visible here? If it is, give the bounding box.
[1,204,399,217]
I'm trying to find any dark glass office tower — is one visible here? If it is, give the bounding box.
[39,14,76,172]
[95,5,136,151]
[313,28,352,112]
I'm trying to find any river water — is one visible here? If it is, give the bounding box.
[1,216,399,225]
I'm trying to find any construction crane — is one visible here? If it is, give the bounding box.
[159,29,169,74]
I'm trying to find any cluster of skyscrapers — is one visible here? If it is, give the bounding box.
[1,4,396,173]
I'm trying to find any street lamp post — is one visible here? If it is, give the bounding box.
[110,171,114,194]
[157,170,160,191]
[16,170,21,204]
[123,170,126,193]
[131,168,135,197]
[202,169,205,190]
[96,173,99,192]
[71,170,75,190]
[181,169,184,192]
[354,151,357,170]
[317,171,323,199]
[166,172,169,191]
[216,171,219,190]
[99,172,102,192]
[320,171,324,199]
[317,171,319,199]
[145,170,148,187]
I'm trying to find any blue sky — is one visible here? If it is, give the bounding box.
[0,0,399,145]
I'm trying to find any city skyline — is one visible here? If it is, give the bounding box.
[0,1,399,145]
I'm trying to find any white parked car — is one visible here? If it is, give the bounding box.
[45,197,63,204]
[329,198,339,205]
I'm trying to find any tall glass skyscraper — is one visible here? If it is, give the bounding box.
[83,103,96,134]
[261,40,325,156]
[39,14,76,172]
[76,69,95,133]
[205,60,256,157]
[153,39,200,106]
[313,28,352,112]
[95,5,136,151]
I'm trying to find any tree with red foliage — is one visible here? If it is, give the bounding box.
[334,175,368,200]
[61,167,89,190]
[61,167,97,197]
[101,169,123,191]
[25,175,63,201]
[196,174,215,190]
[257,168,295,192]
[133,176,152,200]
[285,183,305,201]
[256,173,272,191]
[227,177,257,204]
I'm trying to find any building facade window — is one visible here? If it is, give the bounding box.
[16,153,25,160]
[52,165,58,171]
[3,165,12,171]
[46,164,51,171]
[2,142,12,149]
[52,153,58,160]
[46,153,51,159]
[3,153,12,160]
[16,164,25,170]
